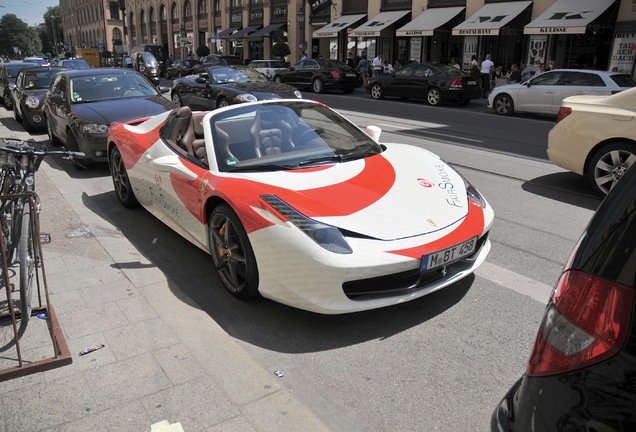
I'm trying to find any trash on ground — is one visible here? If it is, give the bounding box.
[79,344,105,356]
[274,370,284,378]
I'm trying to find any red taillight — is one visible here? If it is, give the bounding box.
[331,70,342,79]
[527,270,633,377]
[555,107,572,124]
[450,78,463,88]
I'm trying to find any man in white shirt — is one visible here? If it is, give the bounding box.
[480,54,494,98]
[372,53,383,77]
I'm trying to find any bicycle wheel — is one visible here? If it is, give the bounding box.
[0,171,16,264]
[18,206,34,324]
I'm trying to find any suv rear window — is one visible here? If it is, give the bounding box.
[610,74,636,88]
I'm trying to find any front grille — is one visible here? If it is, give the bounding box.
[342,233,489,300]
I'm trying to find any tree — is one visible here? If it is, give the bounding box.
[272,42,290,61]
[0,14,38,59]
[196,45,210,59]
[42,6,63,56]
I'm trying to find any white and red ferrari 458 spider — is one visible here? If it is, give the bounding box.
[107,99,494,314]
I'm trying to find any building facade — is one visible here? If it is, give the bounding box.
[59,0,636,78]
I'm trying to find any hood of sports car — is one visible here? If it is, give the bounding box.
[72,97,176,124]
[245,145,471,240]
[225,82,299,99]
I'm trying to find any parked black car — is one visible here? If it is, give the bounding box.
[491,165,636,431]
[56,59,91,69]
[192,54,243,74]
[273,58,362,94]
[367,63,482,106]
[165,59,198,79]
[0,61,38,109]
[171,65,301,111]
[44,68,175,164]
[132,51,161,86]
[11,66,66,131]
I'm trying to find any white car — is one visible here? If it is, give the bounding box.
[548,87,636,196]
[107,100,494,314]
[247,59,288,81]
[489,69,636,116]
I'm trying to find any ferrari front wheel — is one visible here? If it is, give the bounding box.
[209,205,259,299]
[109,146,139,208]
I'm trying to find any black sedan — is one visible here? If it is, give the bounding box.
[43,68,176,164]
[165,59,198,79]
[11,66,67,132]
[492,164,636,431]
[367,63,482,106]
[0,61,38,110]
[171,66,301,111]
[273,58,362,94]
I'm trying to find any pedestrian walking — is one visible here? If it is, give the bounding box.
[357,53,370,86]
[346,51,355,68]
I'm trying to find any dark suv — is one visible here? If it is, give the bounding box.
[492,166,636,431]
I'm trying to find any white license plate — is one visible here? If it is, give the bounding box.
[421,237,478,271]
[467,80,477,85]
[346,73,356,77]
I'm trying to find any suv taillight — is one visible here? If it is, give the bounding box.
[555,107,572,124]
[527,270,633,377]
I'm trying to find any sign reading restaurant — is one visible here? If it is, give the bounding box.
[455,29,495,35]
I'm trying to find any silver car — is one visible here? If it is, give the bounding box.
[488,69,636,116]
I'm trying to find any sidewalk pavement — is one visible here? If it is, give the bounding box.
[0,112,329,431]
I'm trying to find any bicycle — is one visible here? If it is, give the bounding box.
[0,138,84,331]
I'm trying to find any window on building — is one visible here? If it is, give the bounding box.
[185,1,192,18]
[198,0,207,15]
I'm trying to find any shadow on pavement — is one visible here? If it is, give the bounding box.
[522,171,601,211]
[82,188,474,354]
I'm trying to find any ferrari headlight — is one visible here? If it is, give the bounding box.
[25,96,40,109]
[261,194,353,254]
[462,176,486,208]
[294,90,302,98]
[81,123,109,134]
[233,94,258,103]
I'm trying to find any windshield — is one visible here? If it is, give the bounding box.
[210,101,382,172]
[61,60,90,68]
[140,52,158,67]
[23,70,56,89]
[71,73,159,103]
[210,67,267,84]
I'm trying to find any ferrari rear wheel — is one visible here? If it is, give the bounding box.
[109,146,139,208]
[171,92,182,106]
[209,204,259,300]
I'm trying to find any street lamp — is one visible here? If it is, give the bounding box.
[179,25,186,59]
[297,6,305,55]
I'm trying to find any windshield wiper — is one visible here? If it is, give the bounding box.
[226,163,296,172]
[298,144,380,167]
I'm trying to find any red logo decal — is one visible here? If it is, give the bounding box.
[155,174,162,190]
[417,178,434,188]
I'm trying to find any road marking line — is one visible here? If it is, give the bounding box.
[476,261,553,304]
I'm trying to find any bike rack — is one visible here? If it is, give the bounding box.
[0,194,72,381]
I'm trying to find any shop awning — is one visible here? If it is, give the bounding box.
[227,25,260,40]
[452,1,532,36]
[396,7,465,37]
[246,23,285,41]
[524,0,615,34]
[217,27,239,38]
[313,14,366,38]
[349,10,410,37]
